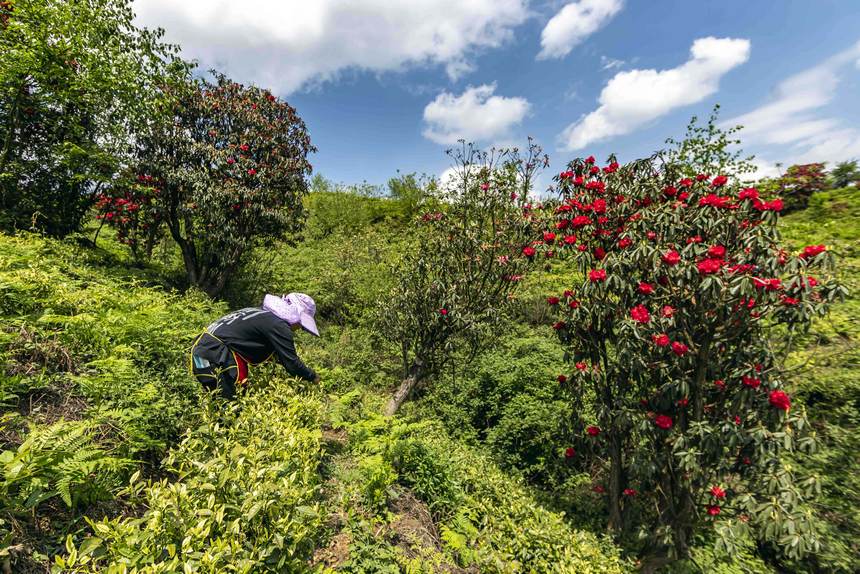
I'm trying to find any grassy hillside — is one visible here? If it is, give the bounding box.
[1,186,857,573]
[0,222,626,572]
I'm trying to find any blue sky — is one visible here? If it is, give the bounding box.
[134,0,860,190]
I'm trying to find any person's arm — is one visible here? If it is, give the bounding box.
[267,321,317,382]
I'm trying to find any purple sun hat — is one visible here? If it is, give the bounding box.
[262,292,320,336]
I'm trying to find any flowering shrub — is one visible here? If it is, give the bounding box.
[100,72,315,296]
[760,163,829,213]
[537,127,845,566]
[380,142,546,415]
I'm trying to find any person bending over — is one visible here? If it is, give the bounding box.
[191,292,320,398]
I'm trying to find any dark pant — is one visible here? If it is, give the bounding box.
[192,357,238,399]
[191,335,239,399]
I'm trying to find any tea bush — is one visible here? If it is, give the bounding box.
[59,380,326,573]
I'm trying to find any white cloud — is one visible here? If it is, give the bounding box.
[133,0,529,93]
[422,84,531,145]
[725,40,860,165]
[538,0,623,60]
[559,37,750,151]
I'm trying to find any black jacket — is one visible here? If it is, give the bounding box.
[194,307,316,381]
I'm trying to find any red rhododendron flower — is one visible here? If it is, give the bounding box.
[565,447,576,458]
[239,144,249,152]
[781,295,800,306]
[563,234,577,245]
[714,379,726,390]
[480,182,489,191]
[800,244,826,259]
[662,250,681,266]
[707,505,721,516]
[671,341,689,356]
[593,485,606,493]
[646,231,657,241]
[711,175,728,187]
[652,333,670,347]
[738,187,759,200]
[707,245,726,259]
[742,375,761,389]
[522,246,536,257]
[677,397,689,407]
[226,157,235,165]
[697,258,724,275]
[578,244,589,252]
[557,374,567,383]
[568,299,580,309]
[623,488,637,496]
[603,162,619,173]
[734,415,742,425]
[638,281,654,295]
[247,168,257,176]
[679,178,693,187]
[589,269,607,282]
[594,247,606,260]
[553,321,566,330]
[769,390,791,411]
[710,486,726,499]
[547,296,560,305]
[630,305,651,324]
[572,215,592,228]
[687,235,703,244]
[439,308,448,316]
[664,185,678,197]
[575,362,587,371]
[586,425,600,436]
[654,414,673,429]
[585,155,595,164]
[696,173,709,181]
[661,305,675,318]
[544,232,557,243]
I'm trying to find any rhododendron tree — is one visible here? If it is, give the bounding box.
[380,142,546,415]
[100,73,314,296]
[537,125,845,568]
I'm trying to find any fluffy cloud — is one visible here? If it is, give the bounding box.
[725,40,860,165]
[538,0,623,60]
[133,0,529,93]
[422,84,531,145]
[559,37,750,151]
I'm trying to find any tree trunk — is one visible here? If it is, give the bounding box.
[607,432,624,531]
[384,361,423,416]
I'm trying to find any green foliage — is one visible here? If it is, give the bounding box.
[379,142,547,414]
[828,160,859,189]
[343,415,628,573]
[0,232,224,567]
[59,380,326,573]
[102,72,315,296]
[777,187,860,572]
[758,163,829,213]
[0,0,187,236]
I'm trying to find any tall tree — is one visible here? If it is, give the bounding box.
[0,0,186,236]
[99,73,315,297]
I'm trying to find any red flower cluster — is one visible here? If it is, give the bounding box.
[623,488,637,497]
[710,485,726,499]
[706,505,721,516]
[768,389,791,411]
[522,246,536,258]
[651,333,670,347]
[630,305,650,323]
[800,244,826,259]
[586,425,600,437]
[638,281,654,295]
[547,296,560,305]
[697,258,724,275]
[662,250,681,266]
[742,375,761,389]
[557,374,567,383]
[589,269,607,282]
[654,414,673,430]
[565,447,576,458]
[671,341,689,356]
